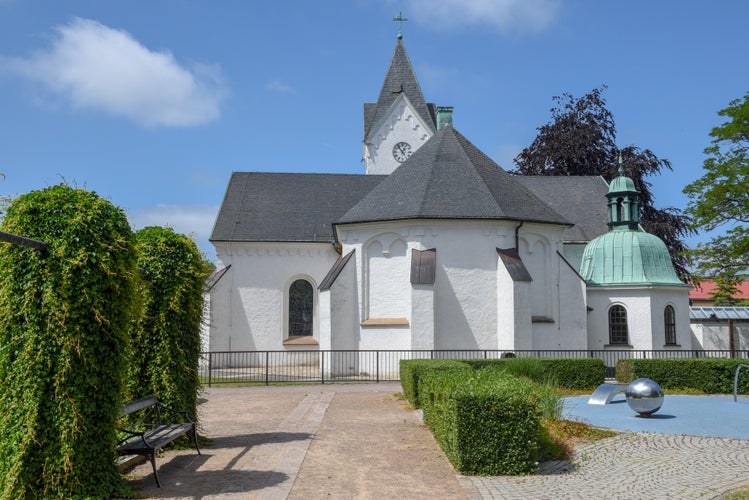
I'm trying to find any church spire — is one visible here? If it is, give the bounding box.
[363,36,435,140]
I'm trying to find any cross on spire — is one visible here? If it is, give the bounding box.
[393,11,408,39]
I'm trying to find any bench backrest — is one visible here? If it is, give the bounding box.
[120,395,159,417]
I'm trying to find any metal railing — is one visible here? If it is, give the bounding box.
[200,349,749,386]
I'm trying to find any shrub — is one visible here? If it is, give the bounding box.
[462,357,606,390]
[399,359,470,408]
[420,368,542,475]
[0,185,138,499]
[616,358,749,394]
[127,227,210,424]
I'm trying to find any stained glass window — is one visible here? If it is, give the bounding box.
[289,279,313,337]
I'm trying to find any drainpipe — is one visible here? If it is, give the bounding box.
[729,319,735,357]
[515,221,524,250]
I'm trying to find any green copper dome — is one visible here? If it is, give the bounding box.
[608,174,636,194]
[580,161,688,287]
[580,230,686,286]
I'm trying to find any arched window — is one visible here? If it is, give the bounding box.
[608,305,628,345]
[288,279,313,337]
[664,305,676,345]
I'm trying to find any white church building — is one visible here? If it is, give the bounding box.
[207,35,692,367]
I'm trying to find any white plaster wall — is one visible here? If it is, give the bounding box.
[318,289,332,351]
[691,322,727,350]
[210,242,339,352]
[338,219,577,352]
[533,263,588,350]
[328,256,359,350]
[691,322,749,350]
[648,288,691,349]
[586,288,650,349]
[586,286,691,351]
[411,285,435,350]
[519,230,552,319]
[366,236,409,318]
[364,96,434,175]
[359,327,411,350]
[496,260,532,351]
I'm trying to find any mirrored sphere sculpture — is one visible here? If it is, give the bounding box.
[625,378,664,416]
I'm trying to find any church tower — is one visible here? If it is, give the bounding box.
[362,33,451,175]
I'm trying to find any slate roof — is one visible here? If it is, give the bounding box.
[337,125,571,227]
[515,176,609,242]
[363,38,436,140]
[210,173,385,243]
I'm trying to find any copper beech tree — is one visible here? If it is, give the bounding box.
[513,86,694,279]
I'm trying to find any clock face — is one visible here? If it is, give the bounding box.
[392,142,412,163]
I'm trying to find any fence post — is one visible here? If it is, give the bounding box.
[321,351,325,384]
[207,352,212,387]
[376,351,380,383]
[265,351,269,386]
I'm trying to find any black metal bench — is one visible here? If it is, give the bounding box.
[116,395,200,487]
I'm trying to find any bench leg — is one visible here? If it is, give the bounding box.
[148,453,161,488]
[192,425,201,456]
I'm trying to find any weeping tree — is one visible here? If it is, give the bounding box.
[514,86,694,279]
[0,185,138,499]
[127,226,209,424]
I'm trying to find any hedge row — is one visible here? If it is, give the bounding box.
[616,358,749,394]
[419,367,542,475]
[400,357,605,408]
[461,358,605,390]
[400,357,606,475]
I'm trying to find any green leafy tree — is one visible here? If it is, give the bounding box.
[514,86,694,279]
[684,92,749,304]
[127,226,209,424]
[0,185,138,499]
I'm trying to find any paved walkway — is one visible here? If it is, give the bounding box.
[124,384,749,499]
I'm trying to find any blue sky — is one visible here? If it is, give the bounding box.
[1,0,747,259]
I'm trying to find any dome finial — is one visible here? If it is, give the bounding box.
[393,11,408,39]
[618,152,625,176]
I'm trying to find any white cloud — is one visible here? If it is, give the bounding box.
[265,78,296,94]
[406,0,560,35]
[128,204,219,259]
[4,18,226,126]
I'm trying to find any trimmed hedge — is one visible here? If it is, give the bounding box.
[399,357,608,475]
[419,368,542,475]
[461,357,606,390]
[616,358,749,394]
[400,359,471,408]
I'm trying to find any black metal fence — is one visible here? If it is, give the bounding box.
[200,349,749,386]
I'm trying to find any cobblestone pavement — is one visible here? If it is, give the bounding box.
[461,432,749,499]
